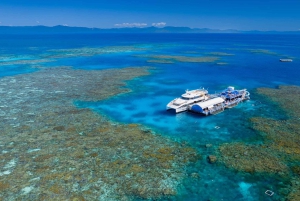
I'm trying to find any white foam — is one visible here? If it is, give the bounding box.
[27,148,41,153]
[21,186,34,194]
[0,170,11,176]
[4,159,17,169]
[0,159,17,176]
[29,177,40,182]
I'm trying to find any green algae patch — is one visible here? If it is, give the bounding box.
[136,54,219,63]
[0,67,200,200]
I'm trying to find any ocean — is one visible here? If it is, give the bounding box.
[0,33,299,200]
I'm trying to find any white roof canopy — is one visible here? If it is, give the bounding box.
[194,97,224,108]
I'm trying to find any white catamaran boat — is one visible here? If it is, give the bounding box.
[166,89,209,113]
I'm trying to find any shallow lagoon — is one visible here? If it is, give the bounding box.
[0,33,300,200]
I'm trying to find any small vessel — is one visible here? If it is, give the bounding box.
[166,89,209,113]
[280,59,293,62]
[189,86,250,116]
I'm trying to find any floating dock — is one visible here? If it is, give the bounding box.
[189,86,250,116]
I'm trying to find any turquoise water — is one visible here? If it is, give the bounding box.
[1,33,300,200]
[74,34,300,143]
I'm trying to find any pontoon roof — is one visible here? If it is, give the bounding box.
[193,97,224,108]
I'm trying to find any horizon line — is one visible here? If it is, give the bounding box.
[0,25,300,33]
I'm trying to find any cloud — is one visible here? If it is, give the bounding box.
[152,22,166,27]
[114,23,147,28]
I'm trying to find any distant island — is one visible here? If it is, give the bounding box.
[0,25,299,34]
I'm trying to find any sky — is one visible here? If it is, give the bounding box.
[0,0,300,31]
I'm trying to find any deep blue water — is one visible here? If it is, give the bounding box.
[1,33,300,200]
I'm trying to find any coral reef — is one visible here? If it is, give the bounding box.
[0,45,148,69]
[256,86,300,119]
[247,49,293,59]
[216,62,228,65]
[0,58,53,66]
[248,49,278,55]
[0,67,200,200]
[0,182,9,191]
[207,52,234,56]
[218,85,300,199]
[46,46,147,59]
[207,155,217,164]
[292,166,300,176]
[285,179,300,201]
[146,60,174,64]
[135,54,219,63]
[219,143,287,173]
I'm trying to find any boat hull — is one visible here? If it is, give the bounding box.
[166,106,189,113]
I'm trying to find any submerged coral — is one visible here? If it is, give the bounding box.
[207,52,234,56]
[216,62,228,65]
[46,46,148,59]
[0,67,200,200]
[146,59,174,64]
[135,54,219,63]
[218,85,300,199]
[247,49,293,59]
[248,49,279,55]
[0,58,53,66]
[219,143,288,173]
[256,86,300,119]
[0,45,148,70]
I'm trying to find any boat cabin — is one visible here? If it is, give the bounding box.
[181,89,208,100]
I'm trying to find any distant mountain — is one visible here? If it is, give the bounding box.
[0,25,299,34]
